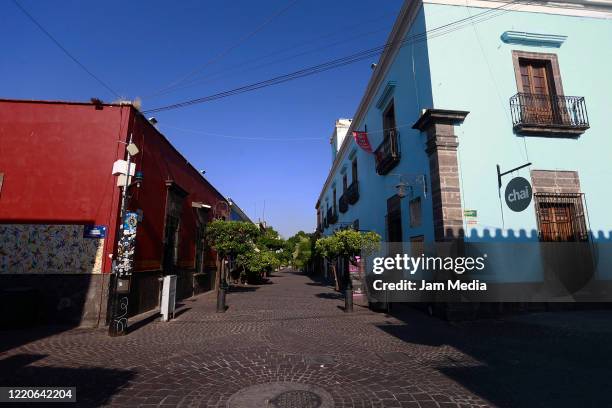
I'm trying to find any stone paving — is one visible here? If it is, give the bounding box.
[1,269,612,407]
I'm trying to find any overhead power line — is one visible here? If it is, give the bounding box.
[160,124,326,141]
[143,0,526,114]
[12,0,120,98]
[147,11,397,99]
[147,0,301,98]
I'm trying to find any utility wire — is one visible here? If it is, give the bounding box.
[147,25,391,100]
[147,0,301,98]
[147,11,397,99]
[12,0,120,98]
[143,0,525,114]
[160,124,326,141]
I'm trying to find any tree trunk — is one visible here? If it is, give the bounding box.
[215,255,222,291]
[331,262,339,291]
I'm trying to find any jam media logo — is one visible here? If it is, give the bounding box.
[505,176,532,212]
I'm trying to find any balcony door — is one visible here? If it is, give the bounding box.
[386,195,403,255]
[383,101,396,133]
[519,59,562,125]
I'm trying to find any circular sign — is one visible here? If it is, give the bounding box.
[505,176,532,212]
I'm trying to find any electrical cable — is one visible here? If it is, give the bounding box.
[12,0,120,98]
[143,0,526,114]
[147,0,301,98]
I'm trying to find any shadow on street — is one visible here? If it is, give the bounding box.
[377,308,612,407]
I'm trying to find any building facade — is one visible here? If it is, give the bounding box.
[0,99,231,326]
[316,0,612,309]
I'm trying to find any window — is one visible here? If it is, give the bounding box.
[519,59,555,96]
[342,174,348,192]
[410,235,424,257]
[509,51,588,135]
[409,197,422,228]
[163,185,186,271]
[383,100,396,132]
[534,193,588,242]
[386,195,403,254]
[333,188,337,214]
[518,58,557,125]
[351,158,358,183]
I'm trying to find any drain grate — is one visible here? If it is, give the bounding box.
[270,390,322,408]
[227,382,332,408]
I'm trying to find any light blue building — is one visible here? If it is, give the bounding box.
[315,0,612,305]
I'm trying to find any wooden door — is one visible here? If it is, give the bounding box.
[519,59,555,124]
[539,203,576,242]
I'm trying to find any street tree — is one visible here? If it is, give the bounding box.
[205,220,260,311]
[315,235,342,290]
[316,229,381,311]
[236,250,280,283]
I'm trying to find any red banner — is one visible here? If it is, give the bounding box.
[352,131,372,153]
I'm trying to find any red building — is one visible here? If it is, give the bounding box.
[0,99,228,326]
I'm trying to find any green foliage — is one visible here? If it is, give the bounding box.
[205,220,260,259]
[316,230,381,262]
[257,226,285,251]
[236,250,280,282]
[292,236,312,269]
[315,235,342,261]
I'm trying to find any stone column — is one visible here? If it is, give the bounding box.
[413,109,469,242]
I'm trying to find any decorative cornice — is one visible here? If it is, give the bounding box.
[501,31,567,47]
[375,81,397,109]
[412,109,470,131]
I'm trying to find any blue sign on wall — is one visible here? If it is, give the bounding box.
[83,225,107,238]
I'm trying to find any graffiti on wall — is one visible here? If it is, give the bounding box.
[115,212,138,277]
[0,224,105,274]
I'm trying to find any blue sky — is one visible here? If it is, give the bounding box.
[2,0,402,237]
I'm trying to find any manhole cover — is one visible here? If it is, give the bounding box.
[270,390,322,408]
[227,382,333,408]
[304,354,335,366]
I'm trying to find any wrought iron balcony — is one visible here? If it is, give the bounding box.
[327,207,338,225]
[375,128,401,175]
[339,194,348,213]
[345,181,359,205]
[510,93,589,136]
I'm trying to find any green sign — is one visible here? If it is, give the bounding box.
[464,210,477,217]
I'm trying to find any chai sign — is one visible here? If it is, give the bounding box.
[505,177,532,212]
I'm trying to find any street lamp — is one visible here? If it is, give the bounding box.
[390,174,427,199]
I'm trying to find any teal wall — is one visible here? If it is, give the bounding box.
[321,6,436,248]
[424,3,612,242]
[319,3,612,282]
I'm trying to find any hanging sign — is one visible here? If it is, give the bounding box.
[352,131,373,153]
[505,177,532,212]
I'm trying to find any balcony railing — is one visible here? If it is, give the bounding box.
[327,207,338,225]
[339,194,348,213]
[375,128,401,175]
[510,93,589,136]
[345,181,359,205]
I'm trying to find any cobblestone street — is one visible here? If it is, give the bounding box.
[2,269,611,407]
